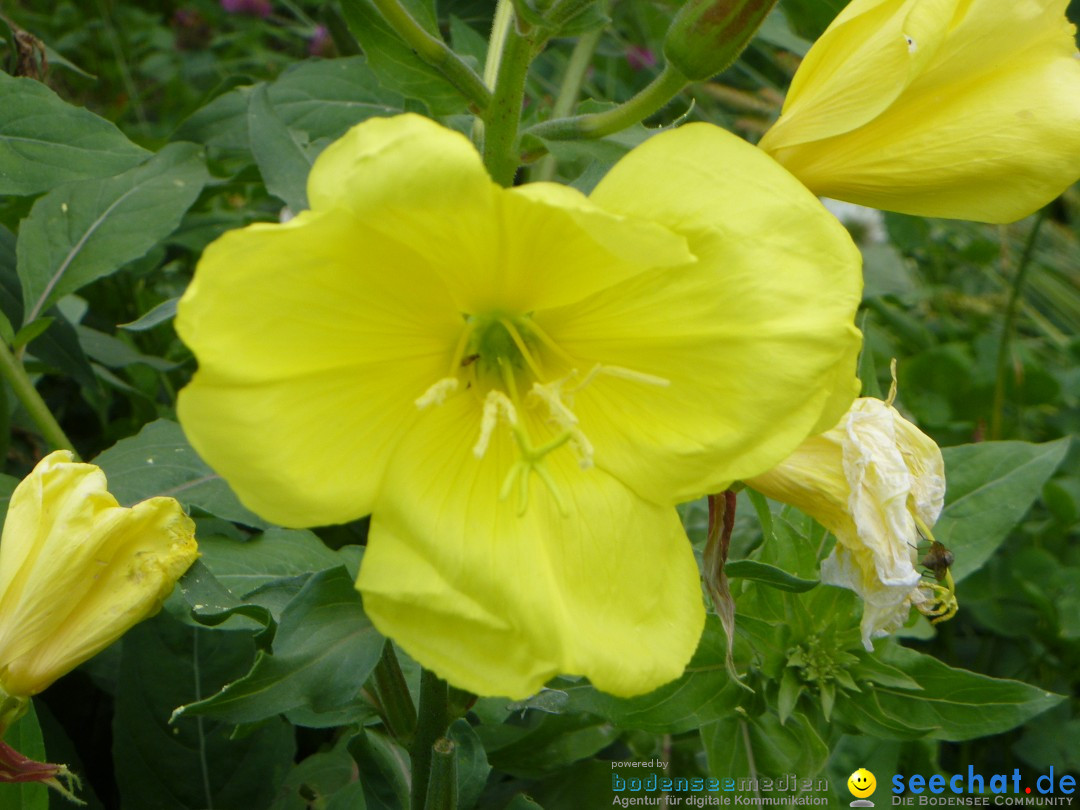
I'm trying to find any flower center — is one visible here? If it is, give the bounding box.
[415,311,667,516]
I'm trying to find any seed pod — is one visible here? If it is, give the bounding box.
[663,0,779,80]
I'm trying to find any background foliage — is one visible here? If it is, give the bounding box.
[0,0,1077,807]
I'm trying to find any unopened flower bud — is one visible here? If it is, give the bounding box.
[663,0,779,81]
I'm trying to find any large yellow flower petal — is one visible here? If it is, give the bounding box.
[357,396,705,699]
[0,452,197,696]
[761,0,1080,222]
[565,123,862,503]
[177,208,463,527]
[306,114,691,313]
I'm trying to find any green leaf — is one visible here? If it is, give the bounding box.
[936,438,1070,581]
[564,615,740,733]
[10,316,51,349]
[16,142,208,325]
[701,710,829,786]
[75,324,177,370]
[339,0,469,115]
[726,559,819,592]
[270,734,360,810]
[175,57,403,153]
[93,419,270,527]
[448,718,491,810]
[112,615,296,810]
[248,83,313,213]
[118,296,178,331]
[197,528,353,596]
[0,703,49,810]
[779,0,846,40]
[175,567,384,724]
[178,559,277,640]
[480,713,620,779]
[0,71,148,196]
[836,644,1063,741]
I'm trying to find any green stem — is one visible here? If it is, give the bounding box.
[410,669,449,810]
[372,641,418,745]
[533,24,605,182]
[483,21,537,186]
[0,341,75,454]
[990,209,1046,440]
[370,0,492,112]
[423,738,458,810]
[525,63,688,141]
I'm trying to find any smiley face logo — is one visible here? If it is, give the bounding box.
[848,768,877,798]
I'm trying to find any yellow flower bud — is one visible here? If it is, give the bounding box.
[759,0,1080,223]
[0,451,198,701]
[747,396,945,648]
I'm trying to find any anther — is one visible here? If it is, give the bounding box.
[416,378,459,409]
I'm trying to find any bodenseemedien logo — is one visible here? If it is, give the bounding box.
[848,768,877,807]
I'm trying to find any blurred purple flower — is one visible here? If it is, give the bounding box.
[626,45,656,71]
[309,24,334,58]
[221,0,272,18]
[172,8,212,50]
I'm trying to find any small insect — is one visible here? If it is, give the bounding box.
[920,540,955,582]
[913,523,959,625]
[460,353,480,367]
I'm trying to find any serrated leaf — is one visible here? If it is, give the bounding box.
[936,438,1070,581]
[113,616,296,810]
[339,0,468,115]
[726,559,819,592]
[248,83,313,213]
[0,71,148,196]
[16,142,208,324]
[93,419,270,528]
[175,57,402,153]
[175,567,383,724]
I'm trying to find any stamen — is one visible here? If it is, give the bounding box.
[530,381,595,469]
[473,390,517,458]
[498,317,545,381]
[416,378,459,409]
[525,319,576,366]
[447,321,477,378]
[886,358,898,406]
[569,363,669,393]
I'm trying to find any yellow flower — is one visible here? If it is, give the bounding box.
[0,451,198,700]
[176,114,862,698]
[758,0,1080,223]
[747,395,946,648]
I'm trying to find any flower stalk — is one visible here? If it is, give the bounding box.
[525,63,688,142]
[483,20,538,185]
[0,340,75,454]
[410,669,450,810]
